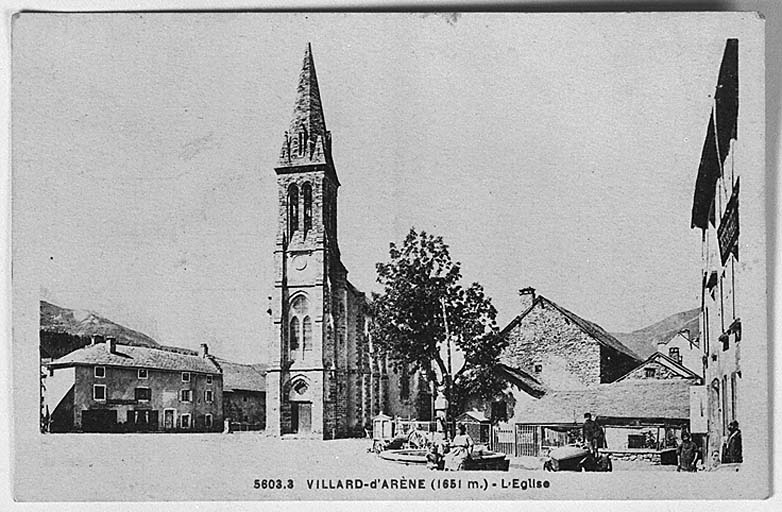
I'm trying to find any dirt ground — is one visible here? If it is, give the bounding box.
[17,432,678,501]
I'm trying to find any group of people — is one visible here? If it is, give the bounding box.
[426,424,475,471]
[677,419,743,471]
[583,412,742,472]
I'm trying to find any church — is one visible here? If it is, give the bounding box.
[264,45,418,439]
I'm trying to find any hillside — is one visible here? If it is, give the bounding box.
[611,308,701,359]
[40,300,160,359]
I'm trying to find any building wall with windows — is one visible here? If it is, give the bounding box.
[690,39,744,466]
[47,341,223,432]
[70,365,222,432]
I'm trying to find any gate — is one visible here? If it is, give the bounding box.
[515,424,539,456]
[491,427,516,456]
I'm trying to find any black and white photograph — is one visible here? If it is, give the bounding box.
[8,10,769,502]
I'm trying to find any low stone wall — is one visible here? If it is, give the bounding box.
[603,448,677,465]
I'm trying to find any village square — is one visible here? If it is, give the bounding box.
[34,34,749,479]
[8,11,768,503]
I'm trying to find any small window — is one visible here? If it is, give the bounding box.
[135,387,151,401]
[243,396,247,402]
[93,384,106,401]
[645,368,656,378]
[205,390,214,403]
[138,369,148,379]
[180,389,192,402]
[182,372,190,383]
[533,364,543,374]
[181,414,191,429]
[668,348,682,364]
[94,366,105,378]
[205,414,213,428]
[206,375,213,385]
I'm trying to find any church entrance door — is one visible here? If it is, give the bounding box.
[291,402,312,434]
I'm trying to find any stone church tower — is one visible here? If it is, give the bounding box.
[265,44,389,439]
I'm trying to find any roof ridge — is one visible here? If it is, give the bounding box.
[541,297,642,361]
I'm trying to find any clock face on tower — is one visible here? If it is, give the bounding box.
[292,254,308,271]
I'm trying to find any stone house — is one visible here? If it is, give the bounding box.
[46,339,223,432]
[219,359,266,430]
[498,288,642,391]
[615,352,702,383]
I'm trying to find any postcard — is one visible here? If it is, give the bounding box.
[10,11,768,501]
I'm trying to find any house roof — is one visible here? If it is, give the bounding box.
[513,379,692,425]
[500,295,641,361]
[615,352,702,382]
[48,342,220,374]
[456,410,489,423]
[495,363,547,397]
[217,359,267,392]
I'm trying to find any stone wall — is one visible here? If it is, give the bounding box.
[621,359,685,381]
[501,301,602,389]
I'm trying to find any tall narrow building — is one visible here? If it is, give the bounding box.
[265,44,390,439]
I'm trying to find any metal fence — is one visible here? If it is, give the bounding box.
[491,426,516,456]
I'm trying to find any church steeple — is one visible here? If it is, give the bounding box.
[278,43,332,169]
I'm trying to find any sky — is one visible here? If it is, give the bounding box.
[12,12,751,363]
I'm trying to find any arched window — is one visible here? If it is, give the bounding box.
[289,317,300,351]
[287,184,299,236]
[302,183,312,237]
[289,295,310,357]
[303,316,312,351]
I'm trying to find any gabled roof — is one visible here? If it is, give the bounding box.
[495,363,547,398]
[456,410,489,422]
[217,359,267,392]
[615,352,701,383]
[500,295,641,361]
[513,380,692,425]
[48,343,220,374]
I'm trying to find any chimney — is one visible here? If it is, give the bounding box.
[519,287,536,312]
[200,343,209,358]
[105,336,116,354]
[90,335,97,346]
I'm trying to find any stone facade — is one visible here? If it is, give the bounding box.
[499,292,640,391]
[617,353,701,382]
[265,45,390,439]
[622,360,684,380]
[223,390,265,428]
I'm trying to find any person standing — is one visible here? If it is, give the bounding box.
[677,431,701,472]
[582,413,599,455]
[723,420,743,463]
[444,424,474,471]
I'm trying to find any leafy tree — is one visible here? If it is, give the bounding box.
[370,228,508,418]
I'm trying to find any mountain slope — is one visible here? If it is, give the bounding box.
[611,308,700,359]
[40,300,160,359]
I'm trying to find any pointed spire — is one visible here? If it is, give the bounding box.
[277,44,335,174]
[291,43,327,138]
